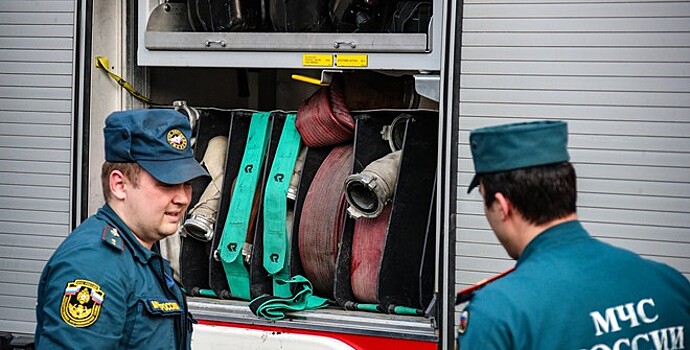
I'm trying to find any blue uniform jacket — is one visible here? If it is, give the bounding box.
[35,204,193,350]
[458,220,690,350]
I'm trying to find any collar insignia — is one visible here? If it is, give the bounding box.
[102,225,124,251]
[60,279,106,327]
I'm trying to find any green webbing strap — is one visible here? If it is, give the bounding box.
[263,114,302,298]
[248,275,330,320]
[219,112,271,300]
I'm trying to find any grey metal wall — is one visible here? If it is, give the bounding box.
[0,0,76,334]
[456,0,690,291]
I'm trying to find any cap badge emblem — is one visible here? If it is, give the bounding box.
[167,129,187,150]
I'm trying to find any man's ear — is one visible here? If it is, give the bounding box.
[109,170,127,200]
[494,192,512,221]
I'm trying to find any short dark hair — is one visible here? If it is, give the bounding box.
[479,162,577,225]
[101,162,142,201]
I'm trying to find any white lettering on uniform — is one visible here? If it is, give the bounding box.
[637,298,659,324]
[613,338,631,350]
[616,303,640,329]
[631,333,650,350]
[591,298,659,336]
[670,327,685,349]
[649,326,685,350]
[592,345,611,350]
[650,328,669,350]
[592,308,622,336]
[585,326,685,350]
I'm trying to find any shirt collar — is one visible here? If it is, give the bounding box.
[517,220,588,266]
[97,204,156,264]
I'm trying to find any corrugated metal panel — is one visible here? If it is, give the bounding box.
[457,0,690,295]
[0,0,75,335]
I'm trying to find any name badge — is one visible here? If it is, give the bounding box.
[143,299,182,316]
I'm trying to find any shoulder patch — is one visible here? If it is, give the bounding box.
[60,279,106,327]
[102,225,124,251]
[458,309,470,334]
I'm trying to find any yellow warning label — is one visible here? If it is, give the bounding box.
[302,54,334,67]
[335,54,368,67]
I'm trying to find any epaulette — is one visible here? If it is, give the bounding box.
[455,267,515,304]
[101,225,124,251]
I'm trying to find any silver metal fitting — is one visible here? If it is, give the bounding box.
[172,100,199,131]
[242,242,253,265]
[180,214,215,241]
[345,172,386,219]
[380,114,412,152]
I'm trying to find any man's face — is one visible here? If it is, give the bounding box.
[121,170,192,248]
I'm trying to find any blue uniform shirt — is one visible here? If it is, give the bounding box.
[458,220,690,350]
[35,204,193,350]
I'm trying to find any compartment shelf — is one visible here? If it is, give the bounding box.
[188,297,438,341]
[137,0,443,70]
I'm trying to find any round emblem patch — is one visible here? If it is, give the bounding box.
[166,129,188,150]
[60,279,105,328]
[458,309,470,334]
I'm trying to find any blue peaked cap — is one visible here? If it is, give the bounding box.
[104,109,210,184]
[467,120,570,193]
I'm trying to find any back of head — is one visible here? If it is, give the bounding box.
[467,120,576,225]
[480,162,577,225]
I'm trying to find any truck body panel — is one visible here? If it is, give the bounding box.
[0,1,688,349]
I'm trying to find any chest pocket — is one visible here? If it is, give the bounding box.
[126,297,182,350]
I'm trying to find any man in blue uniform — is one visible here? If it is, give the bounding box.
[35,109,209,349]
[458,120,690,349]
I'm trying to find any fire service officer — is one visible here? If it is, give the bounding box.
[35,109,209,349]
[457,120,690,350]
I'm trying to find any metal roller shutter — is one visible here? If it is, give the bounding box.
[0,0,76,335]
[456,0,690,292]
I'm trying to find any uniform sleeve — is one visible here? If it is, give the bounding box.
[35,242,131,350]
[457,296,515,350]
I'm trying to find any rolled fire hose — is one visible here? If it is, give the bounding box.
[218,112,271,300]
[181,136,228,241]
[348,151,422,312]
[246,119,331,319]
[344,150,401,219]
[350,203,391,303]
[344,116,408,220]
[295,75,354,148]
[298,144,353,297]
